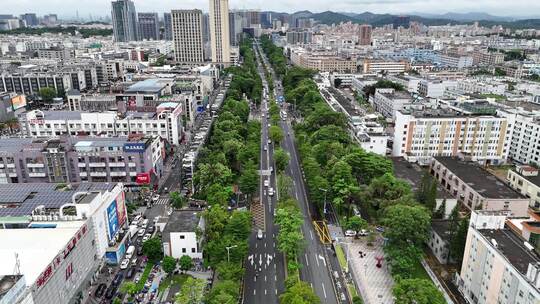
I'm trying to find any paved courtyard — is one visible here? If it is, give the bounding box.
[344,237,394,304]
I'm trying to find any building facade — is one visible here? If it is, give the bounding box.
[358,24,372,46]
[171,10,205,64]
[393,110,510,165]
[163,12,172,40]
[372,88,413,119]
[209,0,231,64]
[138,12,159,41]
[111,0,138,42]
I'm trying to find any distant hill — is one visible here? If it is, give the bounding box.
[309,11,540,29]
[411,12,517,22]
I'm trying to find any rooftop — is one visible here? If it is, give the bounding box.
[431,220,453,243]
[0,222,84,286]
[162,210,201,243]
[125,79,169,94]
[0,183,115,217]
[435,157,524,199]
[478,228,540,276]
[392,157,453,199]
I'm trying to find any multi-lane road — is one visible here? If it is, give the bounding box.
[243,42,285,304]
[242,40,341,304]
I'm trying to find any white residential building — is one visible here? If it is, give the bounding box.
[209,0,231,64]
[21,103,183,145]
[457,78,506,95]
[507,165,540,209]
[418,79,457,98]
[162,210,204,259]
[456,210,540,304]
[499,110,540,166]
[372,88,413,119]
[393,109,510,165]
[439,54,473,68]
[360,58,409,74]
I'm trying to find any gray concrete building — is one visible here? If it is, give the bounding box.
[138,12,159,41]
[111,0,138,42]
[171,10,205,64]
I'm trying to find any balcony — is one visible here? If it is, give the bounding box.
[6,164,15,168]
[27,163,45,168]
[90,171,107,177]
[128,163,136,167]
[8,173,17,177]
[0,164,3,168]
[28,172,46,177]
[78,163,87,168]
[89,162,106,167]
[110,171,127,177]
[79,172,88,177]
[129,172,137,176]
[109,162,126,167]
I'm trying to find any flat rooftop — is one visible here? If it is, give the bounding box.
[0,221,84,285]
[478,228,540,276]
[435,157,524,199]
[162,210,201,243]
[431,220,452,242]
[392,157,453,199]
[0,183,115,217]
[125,79,168,94]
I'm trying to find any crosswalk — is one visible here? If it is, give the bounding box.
[154,198,170,205]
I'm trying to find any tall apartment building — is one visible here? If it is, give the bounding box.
[457,210,540,304]
[171,10,205,64]
[163,12,172,40]
[358,24,372,46]
[138,12,159,40]
[209,0,231,64]
[393,108,510,165]
[20,13,38,27]
[111,0,138,42]
[500,110,540,166]
[229,12,243,46]
[286,31,312,45]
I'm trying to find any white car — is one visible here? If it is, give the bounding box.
[138,228,146,237]
[345,230,357,237]
[264,179,270,187]
[358,229,369,236]
[152,194,160,202]
[268,187,274,196]
[120,258,130,269]
[257,229,264,240]
[142,233,151,242]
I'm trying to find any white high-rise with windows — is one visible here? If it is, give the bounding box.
[171,10,205,64]
[209,0,230,64]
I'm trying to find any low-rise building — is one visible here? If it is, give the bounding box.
[290,48,357,73]
[360,58,409,74]
[372,88,413,119]
[0,136,163,185]
[430,157,529,217]
[418,79,457,98]
[507,165,540,209]
[439,53,473,68]
[162,210,204,260]
[20,102,183,145]
[428,220,453,264]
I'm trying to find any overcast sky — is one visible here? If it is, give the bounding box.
[4,0,540,18]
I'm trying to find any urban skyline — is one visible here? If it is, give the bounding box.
[3,0,540,19]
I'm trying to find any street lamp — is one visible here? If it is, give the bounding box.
[319,188,328,214]
[225,245,238,263]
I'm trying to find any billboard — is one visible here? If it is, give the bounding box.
[11,95,27,110]
[105,243,125,265]
[123,142,146,153]
[106,201,119,241]
[116,192,127,227]
[136,172,151,185]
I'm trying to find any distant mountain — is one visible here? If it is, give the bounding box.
[411,12,516,22]
[308,11,540,29]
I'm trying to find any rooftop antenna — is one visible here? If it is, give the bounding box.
[14,252,21,275]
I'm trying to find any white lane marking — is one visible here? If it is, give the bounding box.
[275,275,277,281]
[255,243,258,249]
[310,283,313,289]
[305,253,309,267]
[318,254,327,267]
[275,289,277,295]
[265,289,267,295]
[248,254,254,266]
[264,242,267,248]
[259,254,262,266]
[295,191,298,200]
[254,276,257,282]
[310,230,314,240]
[264,275,267,282]
[322,283,327,298]
[253,289,256,295]
[315,255,320,267]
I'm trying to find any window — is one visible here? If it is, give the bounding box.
[182,248,186,253]
[180,235,185,239]
[192,248,196,253]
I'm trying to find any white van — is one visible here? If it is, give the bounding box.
[141,219,149,229]
[125,245,135,259]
